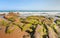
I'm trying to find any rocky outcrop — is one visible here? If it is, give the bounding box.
[0,12,60,38]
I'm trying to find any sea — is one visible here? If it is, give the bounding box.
[0,10,60,17]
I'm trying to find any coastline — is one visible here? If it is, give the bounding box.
[0,12,60,15]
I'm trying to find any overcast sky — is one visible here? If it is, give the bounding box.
[0,0,60,10]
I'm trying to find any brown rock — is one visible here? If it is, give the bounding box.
[0,25,31,38]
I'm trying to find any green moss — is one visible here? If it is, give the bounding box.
[55,20,60,25]
[6,25,18,33]
[22,24,33,32]
[8,17,15,22]
[51,24,58,34]
[1,20,8,26]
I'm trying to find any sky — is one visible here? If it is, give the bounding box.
[0,0,60,10]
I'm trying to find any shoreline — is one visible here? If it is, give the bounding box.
[0,12,60,18]
[0,11,60,13]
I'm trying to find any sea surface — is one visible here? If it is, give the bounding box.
[0,10,60,12]
[0,10,60,17]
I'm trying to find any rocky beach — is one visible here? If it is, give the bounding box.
[0,12,60,38]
